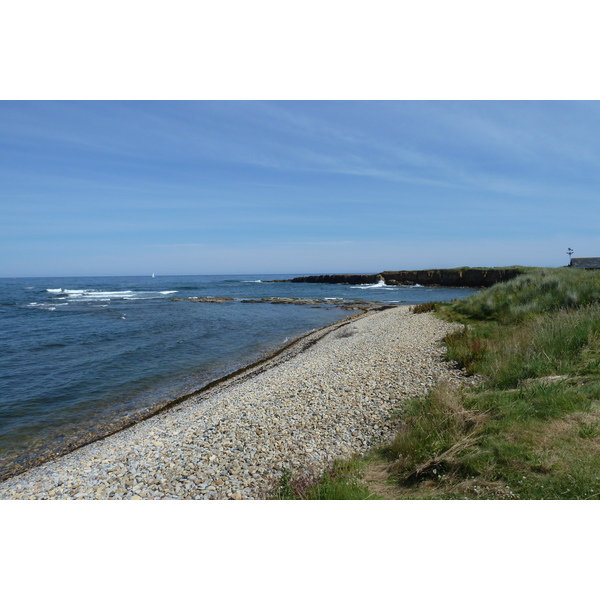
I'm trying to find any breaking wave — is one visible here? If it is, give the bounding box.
[349,281,394,289]
[46,289,178,301]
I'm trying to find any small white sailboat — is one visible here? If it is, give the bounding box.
[152,273,155,278]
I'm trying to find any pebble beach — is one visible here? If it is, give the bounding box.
[0,306,466,500]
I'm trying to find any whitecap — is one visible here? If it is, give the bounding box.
[350,281,393,289]
[57,289,182,301]
[64,290,134,300]
[27,303,57,310]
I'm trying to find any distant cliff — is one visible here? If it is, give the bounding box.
[280,268,524,288]
[381,268,524,287]
[280,273,384,285]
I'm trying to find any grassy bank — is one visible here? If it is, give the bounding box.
[275,267,600,500]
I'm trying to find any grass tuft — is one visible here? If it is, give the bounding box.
[384,383,487,484]
[410,301,438,314]
[273,458,378,500]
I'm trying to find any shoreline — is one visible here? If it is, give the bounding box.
[0,306,369,483]
[0,306,466,500]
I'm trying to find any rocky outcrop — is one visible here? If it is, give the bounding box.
[276,268,524,288]
[380,268,523,288]
[172,297,235,303]
[172,296,390,310]
[273,274,385,285]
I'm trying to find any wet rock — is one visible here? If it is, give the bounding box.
[172,297,235,303]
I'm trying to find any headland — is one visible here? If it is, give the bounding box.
[271,266,524,288]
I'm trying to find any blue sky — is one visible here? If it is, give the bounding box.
[1,100,598,276]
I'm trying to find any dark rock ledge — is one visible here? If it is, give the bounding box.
[172,297,394,311]
[269,267,524,288]
[172,297,235,303]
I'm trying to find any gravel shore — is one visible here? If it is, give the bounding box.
[0,306,465,500]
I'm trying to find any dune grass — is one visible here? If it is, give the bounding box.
[451,267,600,323]
[382,268,600,499]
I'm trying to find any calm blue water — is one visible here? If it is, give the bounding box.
[0,274,476,479]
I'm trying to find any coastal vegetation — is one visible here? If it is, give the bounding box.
[275,267,600,500]
[275,458,376,500]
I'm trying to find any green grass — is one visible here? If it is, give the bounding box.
[382,383,487,483]
[446,304,600,388]
[271,267,600,500]
[273,457,381,500]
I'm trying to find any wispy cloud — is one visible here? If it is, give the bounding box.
[1,100,598,276]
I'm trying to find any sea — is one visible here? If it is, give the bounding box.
[0,274,476,480]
